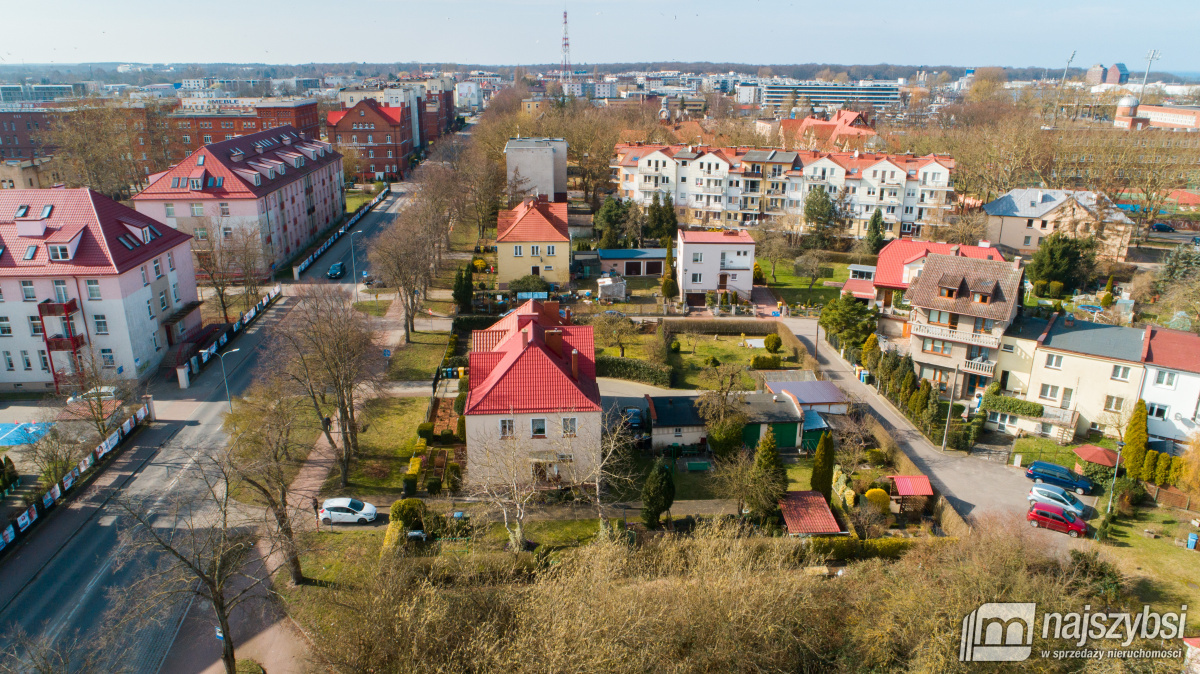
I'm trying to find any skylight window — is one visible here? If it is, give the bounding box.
[196,155,205,166]
[40,205,53,219]
[147,224,162,238]
[23,245,37,260]
[171,178,181,188]
[215,177,223,188]
[14,206,28,218]
[118,237,134,250]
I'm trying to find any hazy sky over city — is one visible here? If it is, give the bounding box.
[4,0,1198,73]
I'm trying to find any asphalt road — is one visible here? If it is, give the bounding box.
[298,183,409,290]
[0,297,295,672]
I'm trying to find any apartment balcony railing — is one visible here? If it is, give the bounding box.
[720,261,753,271]
[45,333,86,352]
[742,187,762,195]
[910,322,1001,349]
[743,169,762,177]
[37,298,78,317]
[961,358,996,376]
[700,185,724,194]
[766,189,784,196]
[638,166,662,175]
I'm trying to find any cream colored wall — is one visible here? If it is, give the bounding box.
[995,336,1037,395]
[465,411,601,485]
[651,425,706,449]
[1024,349,1145,437]
[496,241,570,285]
[986,202,1131,261]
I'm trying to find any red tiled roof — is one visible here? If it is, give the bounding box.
[1072,444,1122,467]
[873,239,1004,290]
[132,125,340,202]
[326,99,409,127]
[779,491,842,535]
[840,278,876,300]
[465,304,600,416]
[1142,326,1200,375]
[496,197,569,243]
[678,229,755,244]
[0,189,190,277]
[888,475,933,496]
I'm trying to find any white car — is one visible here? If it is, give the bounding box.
[67,386,119,404]
[319,498,378,525]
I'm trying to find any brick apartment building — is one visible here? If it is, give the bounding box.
[326,99,414,182]
[0,106,51,160]
[131,126,344,271]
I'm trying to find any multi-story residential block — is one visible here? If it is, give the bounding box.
[496,196,570,286]
[0,189,199,391]
[464,300,602,486]
[761,80,901,109]
[906,254,1024,399]
[0,158,60,190]
[854,239,1004,312]
[131,126,343,271]
[1139,327,1200,443]
[675,229,755,303]
[612,143,955,237]
[327,99,414,182]
[164,97,320,152]
[504,138,568,202]
[0,107,52,160]
[983,188,1134,261]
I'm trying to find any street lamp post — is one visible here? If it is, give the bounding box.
[350,231,363,304]
[217,348,241,412]
[1107,441,1125,515]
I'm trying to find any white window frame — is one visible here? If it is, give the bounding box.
[500,419,514,438]
[93,314,109,334]
[1111,365,1130,381]
[1104,395,1124,413]
[20,280,34,301]
[531,418,547,438]
[562,417,577,438]
[0,317,10,336]
[531,245,541,257]
[1044,354,1063,370]
[28,316,41,336]
[690,273,702,284]
[547,245,556,256]
[86,280,101,301]
[1155,370,1177,388]
[1147,402,1169,420]
[1039,384,1059,400]
[692,252,703,263]
[513,245,523,257]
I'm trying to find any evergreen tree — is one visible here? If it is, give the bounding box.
[861,333,881,370]
[1027,232,1098,293]
[664,238,676,280]
[1104,275,1114,294]
[1122,399,1149,477]
[864,208,885,253]
[647,192,665,240]
[752,426,788,512]
[811,432,834,502]
[803,187,837,250]
[908,380,931,420]
[594,196,627,232]
[1141,450,1160,483]
[599,223,621,249]
[899,371,917,404]
[452,267,473,313]
[817,294,876,349]
[1155,452,1173,485]
[641,458,676,528]
[922,383,942,432]
[662,194,678,238]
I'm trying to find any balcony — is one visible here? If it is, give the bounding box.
[701,184,724,194]
[638,166,661,174]
[766,188,784,196]
[961,358,996,376]
[910,322,1000,348]
[38,298,78,317]
[45,333,86,352]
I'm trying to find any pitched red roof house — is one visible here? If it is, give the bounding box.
[781,111,877,150]
[465,300,600,415]
[0,189,191,276]
[678,229,755,245]
[873,239,1005,292]
[1141,326,1200,375]
[779,491,843,535]
[496,196,569,243]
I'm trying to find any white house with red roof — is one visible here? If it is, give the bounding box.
[464,300,602,486]
[676,228,755,304]
[131,125,343,271]
[854,238,1006,311]
[495,196,570,285]
[0,190,198,392]
[1139,327,1200,443]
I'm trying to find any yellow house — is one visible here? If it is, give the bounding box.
[496,196,571,286]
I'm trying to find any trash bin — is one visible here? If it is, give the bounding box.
[1188,533,1197,551]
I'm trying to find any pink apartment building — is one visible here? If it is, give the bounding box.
[131,125,344,272]
[0,189,199,392]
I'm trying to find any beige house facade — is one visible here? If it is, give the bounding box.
[983,188,1134,262]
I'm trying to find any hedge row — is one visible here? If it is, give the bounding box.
[820,251,880,266]
[808,536,913,561]
[595,355,672,386]
[980,393,1044,418]
[750,354,783,370]
[451,315,498,335]
[662,318,778,336]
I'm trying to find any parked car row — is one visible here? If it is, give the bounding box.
[1024,461,1094,538]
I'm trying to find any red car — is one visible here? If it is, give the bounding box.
[1027,502,1087,538]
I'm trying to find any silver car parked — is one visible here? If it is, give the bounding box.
[1028,484,1087,519]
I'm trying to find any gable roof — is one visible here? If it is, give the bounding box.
[905,254,1023,321]
[779,491,842,535]
[889,475,934,497]
[873,239,1004,290]
[0,189,190,277]
[465,305,600,415]
[1141,326,1200,375]
[678,229,755,245]
[327,98,410,127]
[496,196,569,243]
[133,125,340,201]
[983,188,1134,224]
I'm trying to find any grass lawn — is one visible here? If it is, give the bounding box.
[388,331,451,381]
[786,456,814,491]
[422,298,457,316]
[321,398,426,498]
[352,300,392,317]
[200,291,251,325]
[344,190,372,213]
[762,259,849,307]
[621,454,717,501]
[483,518,618,552]
[1013,436,1118,473]
[1104,506,1200,632]
[601,332,801,390]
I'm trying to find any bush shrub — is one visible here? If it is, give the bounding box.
[1100,292,1114,308]
[980,393,1043,418]
[763,333,782,353]
[670,341,681,353]
[456,415,466,442]
[426,476,443,496]
[446,461,462,494]
[808,536,913,561]
[417,422,434,440]
[454,391,467,415]
[458,376,469,393]
[1082,462,1114,484]
[1047,281,1064,298]
[864,488,891,514]
[662,277,678,299]
[439,428,456,444]
[867,449,889,467]
[750,354,782,370]
[402,475,418,497]
[1033,280,1047,297]
[391,498,426,528]
[595,355,672,386]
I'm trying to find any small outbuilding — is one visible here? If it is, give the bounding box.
[779,490,845,536]
[764,380,849,414]
[887,474,934,515]
[596,248,667,277]
[1071,444,1123,475]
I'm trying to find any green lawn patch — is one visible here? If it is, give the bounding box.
[1013,436,1118,472]
[786,456,814,491]
[345,190,372,213]
[763,260,849,307]
[422,299,457,316]
[599,332,802,389]
[321,398,426,498]
[483,518,617,552]
[352,300,392,317]
[1104,507,1200,632]
[388,331,452,381]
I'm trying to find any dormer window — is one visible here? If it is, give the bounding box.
[189,178,202,190]
[142,228,152,244]
[939,287,955,298]
[972,292,989,304]
[48,245,71,261]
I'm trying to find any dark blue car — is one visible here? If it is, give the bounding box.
[327,262,345,279]
[1024,460,1092,495]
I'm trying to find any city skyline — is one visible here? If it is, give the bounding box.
[2,0,1198,73]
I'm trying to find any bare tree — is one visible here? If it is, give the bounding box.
[758,230,796,283]
[462,149,505,240]
[794,249,828,291]
[468,431,558,552]
[591,313,638,358]
[0,625,128,674]
[938,211,988,245]
[696,363,749,424]
[193,219,241,324]
[709,449,786,516]
[38,100,147,200]
[56,346,136,441]
[370,210,434,343]
[227,227,265,307]
[506,166,532,207]
[339,146,365,185]
[27,428,85,488]
[276,285,378,487]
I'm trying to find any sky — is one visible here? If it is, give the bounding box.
[3,0,1198,73]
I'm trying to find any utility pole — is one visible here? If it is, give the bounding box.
[1141,49,1161,99]
[940,366,959,453]
[1050,50,1075,127]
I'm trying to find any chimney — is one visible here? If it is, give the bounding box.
[545,329,563,357]
[564,307,572,323]
[1012,255,1022,270]
[571,349,579,380]
[1064,313,1075,328]
[521,329,528,349]
[950,245,960,256]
